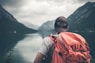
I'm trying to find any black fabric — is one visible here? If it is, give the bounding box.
[42,45,54,63]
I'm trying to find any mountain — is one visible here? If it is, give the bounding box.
[67,2,95,58]
[68,2,95,32]
[22,22,39,30]
[0,5,37,34]
[38,21,55,37]
[0,5,37,62]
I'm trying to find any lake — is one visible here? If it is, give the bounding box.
[5,33,43,63]
[3,32,95,63]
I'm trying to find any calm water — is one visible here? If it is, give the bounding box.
[11,33,43,63]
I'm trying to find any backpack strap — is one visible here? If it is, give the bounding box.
[50,34,69,53]
[49,34,57,43]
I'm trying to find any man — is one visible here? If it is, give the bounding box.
[34,16,91,63]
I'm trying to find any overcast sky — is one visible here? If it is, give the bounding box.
[0,0,95,26]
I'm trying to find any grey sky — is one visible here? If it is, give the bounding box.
[0,0,95,26]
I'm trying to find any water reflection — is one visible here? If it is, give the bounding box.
[0,33,25,63]
[10,33,43,63]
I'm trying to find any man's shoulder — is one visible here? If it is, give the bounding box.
[43,36,50,41]
[43,36,54,45]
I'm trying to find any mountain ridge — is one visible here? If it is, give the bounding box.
[68,2,95,32]
[0,5,37,34]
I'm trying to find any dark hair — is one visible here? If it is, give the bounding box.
[54,16,68,28]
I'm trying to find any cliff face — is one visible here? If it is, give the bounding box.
[68,2,95,32]
[0,5,37,62]
[68,2,95,58]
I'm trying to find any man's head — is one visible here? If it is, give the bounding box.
[54,16,68,33]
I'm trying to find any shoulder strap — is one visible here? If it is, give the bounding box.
[49,34,57,43]
[50,34,69,52]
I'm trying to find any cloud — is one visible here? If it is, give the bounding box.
[1,0,94,26]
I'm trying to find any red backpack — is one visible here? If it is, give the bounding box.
[49,32,91,63]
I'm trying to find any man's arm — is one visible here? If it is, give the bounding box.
[34,52,45,63]
[34,37,53,63]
